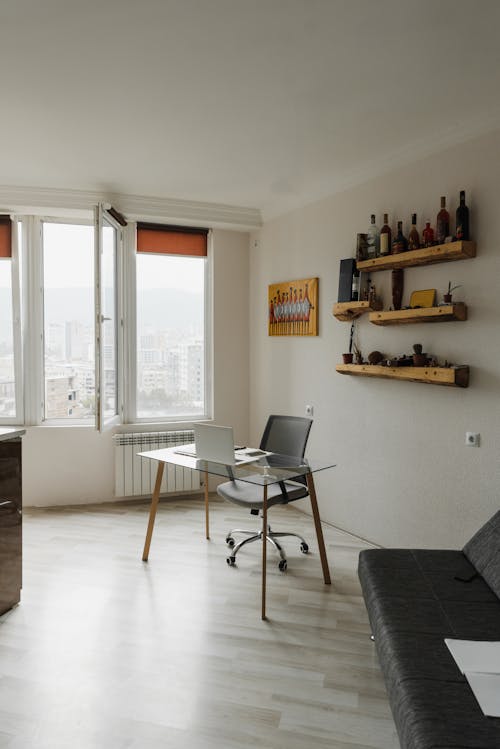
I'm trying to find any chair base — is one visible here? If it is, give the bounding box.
[226,524,309,571]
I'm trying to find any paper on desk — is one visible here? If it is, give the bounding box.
[445,639,500,675]
[465,672,500,717]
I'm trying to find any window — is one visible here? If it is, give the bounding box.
[3,209,211,428]
[0,217,21,422]
[42,222,95,421]
[135,224,208,421]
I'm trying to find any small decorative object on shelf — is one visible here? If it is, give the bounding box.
[367,350,384,365]
[392,269,404,310]
[436,196,450,244]
[422,221,435,247]
[412,343,427,366]
[443,281,461,304]
[356,233,368,261]
[338,258,357,302]
[455,191,470,240]
[408,213,420,250]
[392,221,408,254]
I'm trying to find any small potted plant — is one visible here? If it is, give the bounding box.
[342,322,355,364]
[443,282,461,304]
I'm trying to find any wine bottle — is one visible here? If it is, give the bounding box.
[366,214,380,258]
[392,221,408,254]
[351,269,360,301]
[455,190,470,240]
[379,214,391,256]
[436,196,450,244]
[422,221,434,248]
[408,213,420,250]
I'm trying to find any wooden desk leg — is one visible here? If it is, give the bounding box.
[261,484,268,620]
[204,470,210,540]
[142,462,165,561]
[306,472,331,585]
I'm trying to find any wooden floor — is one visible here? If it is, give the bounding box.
[0,496,399,749]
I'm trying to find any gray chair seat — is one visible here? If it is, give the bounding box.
[217,414,313,570]
[217,479,308,509]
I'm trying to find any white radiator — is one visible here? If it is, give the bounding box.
[113,430,201,498]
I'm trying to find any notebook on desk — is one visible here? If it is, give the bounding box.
[174,423,268,465]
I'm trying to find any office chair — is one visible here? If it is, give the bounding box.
[217,414,313,571]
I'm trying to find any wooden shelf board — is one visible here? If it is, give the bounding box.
[369,303,467,326]
[357,240,476,273]
[336,363,469,388]
[333,300,382,321]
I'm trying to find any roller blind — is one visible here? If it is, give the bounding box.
[136,223,208,257]
[0,216,12,258]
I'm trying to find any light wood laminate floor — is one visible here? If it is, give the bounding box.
[0,496,399,749]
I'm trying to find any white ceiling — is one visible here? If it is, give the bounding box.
[1,0,500,221]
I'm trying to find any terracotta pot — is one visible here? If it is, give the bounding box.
[443,293,452,304]
[342,353,353,364]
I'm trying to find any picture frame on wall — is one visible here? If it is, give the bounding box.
[268,277,318,336]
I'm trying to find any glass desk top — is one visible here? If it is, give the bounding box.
[138,446,336,486]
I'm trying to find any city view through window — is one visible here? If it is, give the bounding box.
[0,259,15,418]
[40,223,205,421]
[136,253,205,419]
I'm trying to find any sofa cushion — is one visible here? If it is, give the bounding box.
[463,509,500,598]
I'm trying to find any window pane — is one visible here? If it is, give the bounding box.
[0,259,15,418]
[43,223,94,420]
[101,221,117,419]
[136,254,205,419]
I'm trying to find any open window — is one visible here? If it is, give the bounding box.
[95,204,125,431]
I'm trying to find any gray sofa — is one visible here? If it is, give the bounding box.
[358,510,500,749]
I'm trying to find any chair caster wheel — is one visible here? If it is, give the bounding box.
[226,536,235,548]
[227,556,236,566]
[300,542,309,554]
[278,559,287,572]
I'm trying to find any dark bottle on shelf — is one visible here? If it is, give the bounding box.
[392,221,408,254]
[455,190,470,240]
[379,213,391,256]
[422,221,434,247]
[436,196,450,244]
[408,213,420,250]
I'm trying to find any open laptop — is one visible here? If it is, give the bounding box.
[174,423,268,465]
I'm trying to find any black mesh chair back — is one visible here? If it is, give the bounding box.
[260,415,312,484]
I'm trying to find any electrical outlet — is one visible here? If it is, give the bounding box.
[465,432,480,447]
[305,405,314,417]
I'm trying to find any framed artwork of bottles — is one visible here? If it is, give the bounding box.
[268,277,318,336]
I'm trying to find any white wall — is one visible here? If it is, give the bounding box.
[249,129,500,548]
[23,228,250,506]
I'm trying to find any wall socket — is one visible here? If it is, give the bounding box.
[305,405,314,417]
[465,432,480,447]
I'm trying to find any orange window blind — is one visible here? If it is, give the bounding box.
[0,216,12,258]
[136,223,208,257]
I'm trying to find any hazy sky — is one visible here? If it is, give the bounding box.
[0,222,205,290]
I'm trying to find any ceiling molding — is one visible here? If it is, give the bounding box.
[0,185,262,231]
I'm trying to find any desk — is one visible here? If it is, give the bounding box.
[139,448,335,619]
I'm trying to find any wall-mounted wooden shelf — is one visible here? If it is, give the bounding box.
[332,300,383,321]
[356,240,476,273]
[369,303,467,326]
[336,363,469,388]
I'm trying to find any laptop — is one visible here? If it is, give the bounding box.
[174,423,268,465]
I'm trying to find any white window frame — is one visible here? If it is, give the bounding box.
[95,204,124,432]
[124,228,213,425]
[0,217,23,425]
